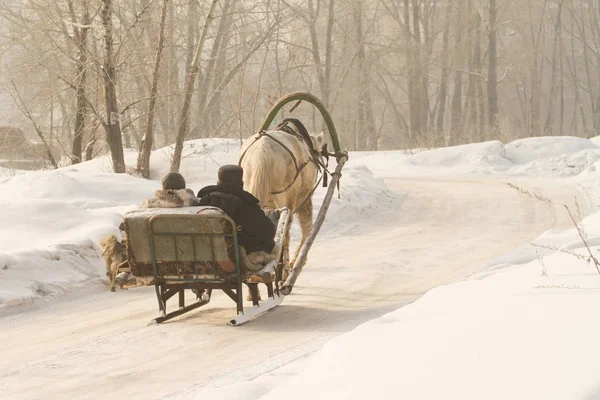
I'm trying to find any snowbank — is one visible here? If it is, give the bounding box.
[1,168,158,211]
[66,139,241,191]
[301,163,397,239]
[0,169,158,308]
[505,137,600,177]
[505,136,598,164]
[354,136,600,179]
[586,135,600,147]
[347,150,410,176]
[407,140,512,173]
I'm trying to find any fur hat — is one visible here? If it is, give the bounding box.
[162,172,186,190]
[217,165,243,188]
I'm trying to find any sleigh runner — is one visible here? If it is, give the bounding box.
[121,206,290,325]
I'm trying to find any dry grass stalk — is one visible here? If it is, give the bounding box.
[536,249,547,277]
[507,183,554,204]
[530,242,589,262]
[509,183,600,276]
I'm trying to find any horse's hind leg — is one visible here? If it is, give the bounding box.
[290,198,313,269]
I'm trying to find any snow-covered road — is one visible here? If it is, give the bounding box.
[0,176,577,399]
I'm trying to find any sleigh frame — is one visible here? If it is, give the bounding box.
[123,207,289,325]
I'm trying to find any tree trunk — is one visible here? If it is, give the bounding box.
[195,0,233,137]
[101,0,126,173]
[450,2,466,142]
[487,0,499,132]
[167,1,180,142]
[84,127,98,161]
[207,27,231,134]
[559,39,565,137]
[353,0,376,150]
[411,0,427,139]
[71,0,91,164]
[307,0,328,107]
[474,9,486,137]
[436,0,452,141]
[543,0,564,136]
[86,41,102,162]
[579,5,598,137]
[324,0,335,110]
[136,0,169,178]
[171,0,219,172]
[464,0,477,139]
[585,1,600,137]
[401,0,416,143]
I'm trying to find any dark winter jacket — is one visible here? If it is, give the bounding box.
[197,185,275,253]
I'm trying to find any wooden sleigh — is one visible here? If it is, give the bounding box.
[120,206,290,325]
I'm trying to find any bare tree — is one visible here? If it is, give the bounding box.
[542,0,564,136]
[8,80,59,168]
[1,0,600,163]
[137,0,169,178]
[171,0,219,172]
[352,0,376,150]
[68,0,91,164]
[487,0,499,132]
[101,0,126,173]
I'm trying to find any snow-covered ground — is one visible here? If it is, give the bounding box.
[1,135,600,399]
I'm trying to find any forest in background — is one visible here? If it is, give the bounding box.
[0,0,598,173]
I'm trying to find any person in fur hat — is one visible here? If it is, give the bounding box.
[141,172,200,208]
[102,172,199,291]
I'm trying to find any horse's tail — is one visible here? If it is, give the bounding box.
[241,143,273,207]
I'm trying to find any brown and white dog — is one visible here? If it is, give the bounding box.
[99,234,127,292]
[99,234,153,291]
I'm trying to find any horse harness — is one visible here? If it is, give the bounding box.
[238,118,331,196]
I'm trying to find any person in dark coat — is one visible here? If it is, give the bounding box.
[197,165,275,254]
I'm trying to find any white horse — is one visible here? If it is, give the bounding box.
[239,119,324,277]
